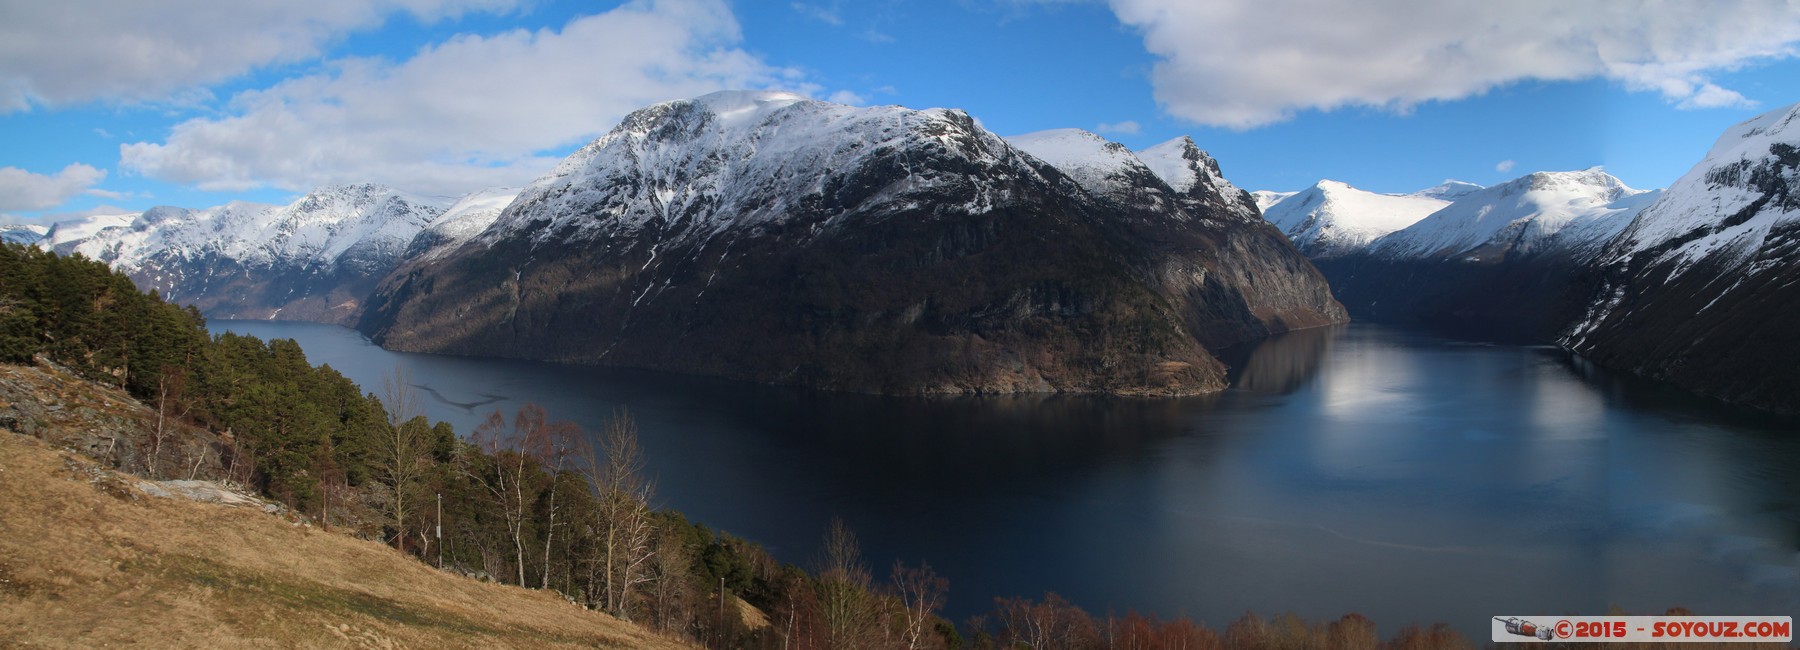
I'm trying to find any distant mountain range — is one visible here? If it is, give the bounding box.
[1257,101,1800,412]
[17,93,1800,410]
[26,91,1343,396]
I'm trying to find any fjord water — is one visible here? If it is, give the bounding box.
[212,320,1800,638]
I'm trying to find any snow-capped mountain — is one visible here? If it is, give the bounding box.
[1004,129,1344,338]
[40,213,137,254]
[67,184,449,325]
[1260,181,1451,258]
[1004,129,1261,223]
[1135,135,1262,222]
[1565,102,1800,412]
[0,223,47,246]
[1005,128,1157,201]
[1366,169,1656,263]
[1251,190,1296,212]
[401,187,518,261]
[1409,180,1484,202]
[362,90,1342,396]
[1306,171,1654,342]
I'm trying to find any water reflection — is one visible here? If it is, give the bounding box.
[1221,324,1338,394]
[211,320,1800,641]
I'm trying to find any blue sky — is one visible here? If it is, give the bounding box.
[3,0,1799,224]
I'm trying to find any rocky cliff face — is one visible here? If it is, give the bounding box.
[1565,103,1800,412]
[360,91,1344,395]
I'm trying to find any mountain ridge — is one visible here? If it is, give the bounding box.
[359,90,1345,396]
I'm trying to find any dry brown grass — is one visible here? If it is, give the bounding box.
[0,431,694,649]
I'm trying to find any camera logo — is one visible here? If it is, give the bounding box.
[1495,617,1555,641]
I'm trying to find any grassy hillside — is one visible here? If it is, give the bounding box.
[0,430,693,649]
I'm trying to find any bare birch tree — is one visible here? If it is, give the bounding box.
[376,366,431,552]
[147,366,190,479]
[581,408,657,620]
[817,517,878,650]
[890,560,948,650]
[466,405,541,586]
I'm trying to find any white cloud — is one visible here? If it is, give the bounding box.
[827,90,869,106]
[121,0,795,196]
[1105,0,1800,128]
[1096,120,1141,135]
[0,163,106,211]
[791,2,844,26]
[0,0,523,112]
[5,204,136,228]
[1495,159,1516,173]
[84,188,133,200]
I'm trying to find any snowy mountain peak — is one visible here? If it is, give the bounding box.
[1137,136,1215,193]
[1603,101,1800,270]
[41,212,138,254]
[689,90,811,125]
[0,223,47,246]
[1707,100,1800,161]
[1005,128,1146,194]
[1135,135,1258,220]
[1411,180,1484,201]
[498,89,1032,247]
[409,187,520,261]
[1506,168,1633,198]
[1370,169,1652,262]
[1261,180,1449,258]
[1251,190,1296,212]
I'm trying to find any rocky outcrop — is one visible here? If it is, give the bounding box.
[0,360,230,480]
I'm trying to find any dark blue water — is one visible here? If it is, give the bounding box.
[210,320,1800,640]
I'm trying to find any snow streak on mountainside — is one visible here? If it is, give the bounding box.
[363,91,1343,396]
[1367,169,1655,263]
[65,184,449,325]
[1260,181,1450,259]
[1566,102,1800,412]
